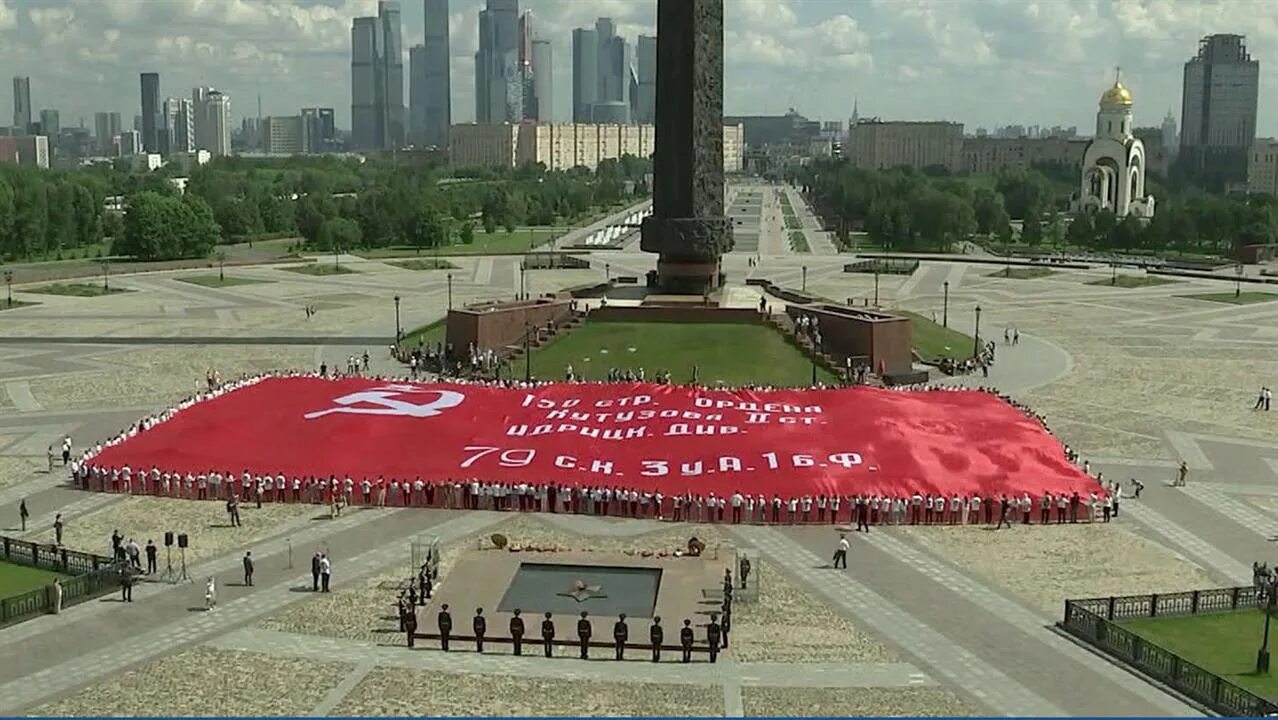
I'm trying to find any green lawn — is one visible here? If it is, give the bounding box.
[25,282,132,297]
[896,310,977,362]
[175,275,273,288]
[1123,609,1278,700]
[399,317,448,350]
[529,320,838,386]
[1181,291,1278,305]
[388,259,460,271]
[0,300,38,311]
[441,228,561,255]
[283,263,358,277]
[0,560,67,598]
[783,215,803,230]
[1086,274,1180,288]
[789,231,811,253]
[986,266,1058,280]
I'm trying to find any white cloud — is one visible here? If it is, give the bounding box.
[1,0,1277,138]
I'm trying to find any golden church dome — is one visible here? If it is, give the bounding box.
[1101,81,1133,107]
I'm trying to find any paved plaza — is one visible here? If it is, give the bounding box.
[1,186,1276,715]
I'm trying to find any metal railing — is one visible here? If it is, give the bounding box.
[1061,587,1278,717]
[0,535,120,626]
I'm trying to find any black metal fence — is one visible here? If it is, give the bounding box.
[1061,587,1278,717]
[0,535,120,626]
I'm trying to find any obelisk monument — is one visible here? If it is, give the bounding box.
[639,0,733,294]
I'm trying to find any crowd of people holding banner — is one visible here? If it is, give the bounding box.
[70,369,1122,529]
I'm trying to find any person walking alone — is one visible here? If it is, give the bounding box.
[832,534,849,569]
[242,551,254,586]
[319,554,331,592]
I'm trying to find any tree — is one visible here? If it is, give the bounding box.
[459,220,476,244]
[1020,203,1043,246]
[317,217,362,252]
[1065,211,1094,247]
[116,191,220,261]
[0,178,14,259]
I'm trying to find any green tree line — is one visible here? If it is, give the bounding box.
[801,159,1276,257]
[0,154,651,263]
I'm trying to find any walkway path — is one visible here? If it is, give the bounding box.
[783,186,838,256]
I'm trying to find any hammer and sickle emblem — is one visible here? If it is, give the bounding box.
[304,386,465,420]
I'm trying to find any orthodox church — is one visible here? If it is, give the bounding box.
[1074,72,1156,219]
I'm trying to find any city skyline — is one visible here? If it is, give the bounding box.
[2,1,1278,139]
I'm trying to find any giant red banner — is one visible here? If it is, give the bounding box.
[89,377,1097,499]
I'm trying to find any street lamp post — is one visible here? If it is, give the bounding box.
[102,261,110,291]
[334,244,340,270]
[802,266,807,293]
[605,263,611,282]
[873,269,880,306]
[1258,585,1276,673]
[1112,261,1118,285]
[393,295,401,342]
[3,270,12,308]
[447,273,453,311]
[973,305,982,359]
[942,281,949,328]
[524,322,532,383]
[1237,263,1245,299]
[520,261,527,300]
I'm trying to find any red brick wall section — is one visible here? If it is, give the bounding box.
[788,304,913,375]
[447,299,573,355]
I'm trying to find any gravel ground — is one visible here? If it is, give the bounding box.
[24,496,322,564]
[31,647,350,716]
[28,346,313,410]
[0,456,42,491]
[743,686,979,717]
[732,558,897,663]
[260,515,733,642]
[901,522,1216,614]
[1244,495,1278,518]
[334,669,723,716]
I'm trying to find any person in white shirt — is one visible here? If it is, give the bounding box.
[832,534,849,569]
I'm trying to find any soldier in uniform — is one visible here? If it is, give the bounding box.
[706,612,722,663]
[418,565,430,603]
[473,608,487,653]
[722,569,732,598]
[649,616,663,662]
[577,611,592,659]
[510,608,526,656]
[680,619,694,663]
[407,584,417,607]
[437,603,453,651]
[541,611,556,657]
[613,613,628,660]
[739,556,751,590]
[404,603,418,648]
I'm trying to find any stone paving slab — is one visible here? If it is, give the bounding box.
[208,627,933,689]
[730,525,1064,717]
[742,686,978,718]
[0,511,505,714]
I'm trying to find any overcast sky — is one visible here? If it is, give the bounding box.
[2,0,1276,136]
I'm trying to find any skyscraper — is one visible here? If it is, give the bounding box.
[381,1,405,147]
[422,0,451,147]
[195,90,231,157]
[635,35,656,124]
[1181,34,1259,152]
[475,0,521,124]
[571,28,598,123]
[94,112,121,155]
[12,77,31,133]
[409,44,428,143]
[165,97,194,154]
[351,2,405,149]
[518,12,535,121]
[302,108,336,152]
[39,109,59,152]
[140,72,161,153]
[532,39,553,122]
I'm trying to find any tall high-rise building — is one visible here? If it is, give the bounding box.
[263,116,309,155]
[571,28,598,123]
[197,90,231,157]
[422,0,451,147]
[635,35,656,124]
[532,39,553,122]
[140,72,161,153]
[302,108,336,152]
[160,98,177,155]
[475,0,521,124]
[595,20,630,123]
[39,109,59,152]
[351,2,405,149]
[94,112,122,155]
[409,44,428,143]
[12,77,31,133]
[518,12,535,121]
[1181,34,1259,151]
[1161,110,1178,152]
[165,97,194,154]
